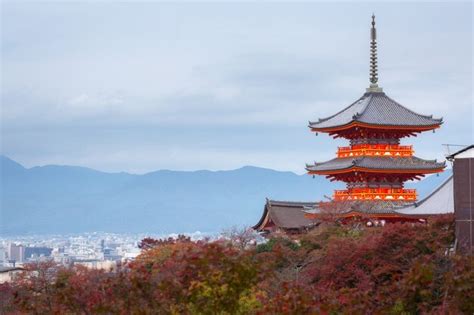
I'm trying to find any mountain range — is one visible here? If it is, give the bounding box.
[0,155,452,235]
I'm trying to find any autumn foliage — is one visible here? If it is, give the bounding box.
[1,215,473,314]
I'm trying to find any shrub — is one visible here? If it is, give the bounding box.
[2,215,472,314]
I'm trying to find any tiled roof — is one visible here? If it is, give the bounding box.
[446,145,474,160]
[396,175,454,215]
[306,156,445,173]
[253,199,317,230]
[309,91,442,130]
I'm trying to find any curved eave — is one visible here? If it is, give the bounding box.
[252,201,270,231]
[309,121,442,134]
[306,165,445,176]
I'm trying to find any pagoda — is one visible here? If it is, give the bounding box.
[305,15,445,220]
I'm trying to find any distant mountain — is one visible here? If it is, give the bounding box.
[0,156,451,235]
[1,156,26,175]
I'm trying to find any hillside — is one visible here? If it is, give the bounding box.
[0,156,451,235]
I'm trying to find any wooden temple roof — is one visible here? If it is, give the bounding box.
[253,199,317,232]
[253,175,454,230]
[306,156,445,174]
[308,91,442,132]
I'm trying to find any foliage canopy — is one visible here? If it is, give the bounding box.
[1,215,473,314]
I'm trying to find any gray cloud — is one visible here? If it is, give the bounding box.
[1,2,472,173]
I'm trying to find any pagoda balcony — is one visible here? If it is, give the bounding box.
[337,144,413,158]
[333,187,417,201]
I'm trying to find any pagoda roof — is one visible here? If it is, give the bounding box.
[253,199,317,231]
[309,91,442,132]
[306,156,445,174]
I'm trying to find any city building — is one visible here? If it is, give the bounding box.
[7,243,25,265]
[0,246,6,266]
[102,248,122,262]
[25,247,53,260]
[0,267,25,283]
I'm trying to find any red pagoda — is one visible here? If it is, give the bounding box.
[305,15,445,221]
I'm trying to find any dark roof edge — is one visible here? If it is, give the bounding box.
[307,156,446,169]
[446,144,474,160]
[252,199,270,230]
[309,91,443,128]
[309,122,442,131]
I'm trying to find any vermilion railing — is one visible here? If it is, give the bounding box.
[333,188,417,201]
[337,144,413,158]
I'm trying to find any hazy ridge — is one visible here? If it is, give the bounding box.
[1,156,451,235]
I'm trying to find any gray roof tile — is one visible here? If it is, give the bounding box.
[306,156,445,172]
[396,175,454,215]
[253,199,317,230]
[309,92,442,129]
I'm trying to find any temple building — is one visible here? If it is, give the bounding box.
[304,15,446,222]
[254,16,453,234]
[252,199,318,235]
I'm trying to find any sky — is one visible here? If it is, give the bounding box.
[1,2,472,174]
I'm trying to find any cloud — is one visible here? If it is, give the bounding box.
[1,2,472,173]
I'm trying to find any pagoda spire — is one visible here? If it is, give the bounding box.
[367,14,383,92]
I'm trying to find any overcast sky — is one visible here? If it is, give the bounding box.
[1,2,472,174]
